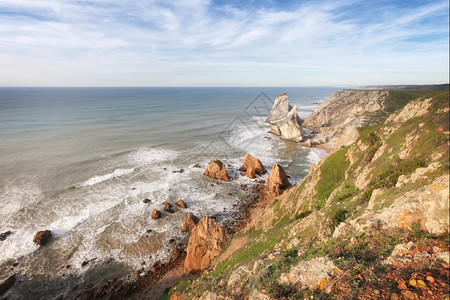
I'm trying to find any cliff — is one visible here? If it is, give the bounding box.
[164,88,449,299]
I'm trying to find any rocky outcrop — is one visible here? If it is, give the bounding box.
[151,209,161,219]
[182,213,199,232]
[303,90,388,146]
[267,94,304,142]
[33,230,51,246]
[184,216,230,273]
[240,153,266,178]
[203,159,230,181]
[266,164,290,196]
[176,200,187,208]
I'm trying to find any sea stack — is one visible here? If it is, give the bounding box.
[267,93,304,142]
[240,153,266,178]
[203,159,230,181]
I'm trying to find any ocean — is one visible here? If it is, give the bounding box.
[0,87,338,298]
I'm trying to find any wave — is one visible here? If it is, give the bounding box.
[77,168,135,187]
[126,147,178,166]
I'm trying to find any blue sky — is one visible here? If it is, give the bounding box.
[0,0,448,86]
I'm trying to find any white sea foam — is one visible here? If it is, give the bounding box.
[77,168,135,187]
[127,147,178,166]
[307,148,328,163]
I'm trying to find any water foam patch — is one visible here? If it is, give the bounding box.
[77,168,135,187]
[127,147,178,166]
[307,148,328,164]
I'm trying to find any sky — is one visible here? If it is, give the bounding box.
[0,0,448,87]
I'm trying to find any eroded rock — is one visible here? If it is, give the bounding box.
[151,209,161,219]
[182,213,199,232]
[203,159,230,181]
[266,94,303,142]
[240,153,266,178]
[184,216,229,273]
[267,163,290,196]
[163,201,174,213]
[176,199,187,208]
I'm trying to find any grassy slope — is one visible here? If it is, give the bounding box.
[161,88,449,299]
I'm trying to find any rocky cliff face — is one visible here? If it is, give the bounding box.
[165,88,449,299]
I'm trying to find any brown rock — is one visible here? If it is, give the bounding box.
[0,231,12,241]
[0,274,15,296]
[176,200,187,208]
[184,216,229,273]
[240,153,266,178]
[170,292,184,300]
[203,159,229,181]
[151,209,161,219]
[182,213,199,232]
[163,202,174,213]
[142,198,151,204]
[193,164,201,168]
[33,230,52,246]
[267,163,290,196]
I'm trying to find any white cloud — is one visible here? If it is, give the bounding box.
[0,0,448,86]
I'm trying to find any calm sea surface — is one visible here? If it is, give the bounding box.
[0,87,338,298]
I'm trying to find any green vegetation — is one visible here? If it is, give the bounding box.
[315,146,350,204]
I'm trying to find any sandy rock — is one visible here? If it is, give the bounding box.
[0,274,15,296]
[182,213,199,232]
[184,216,229,273]
[240,153,266,179]
[163,201,174,213]
[151,209,161,219]
[203,159,230,181]
[33,230,52,246]
[176,199,187,208]
[267,164,290,196]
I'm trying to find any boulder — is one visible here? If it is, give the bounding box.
[151,209,161,219]
[0,274,15,296]
[182,213,199,232]
[170,293,184,300]
[267,164,290,196]
[33,230,52,246]
[0,231,12,241]
[142,198,151,204]
[184,216,230,273]
[266,94,303,142]
[176,199,187,208]
[240,153,266,179]
[163,201,174,213]
[203,159,230,181]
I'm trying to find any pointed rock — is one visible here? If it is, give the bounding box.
[182,213,199,232]
[240,153,266,179]
[176,199,187,208]
[266,93,292,124]
[203,159,230,181]
[267,94,304,142]
[163,201,174,213]
[33,230,52,246]
[184,216,229,273]
[267,164,290,196]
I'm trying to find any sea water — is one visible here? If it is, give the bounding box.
[0,87,338,298]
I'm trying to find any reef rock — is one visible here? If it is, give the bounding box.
[240,153,266,178]
[163,201,174,213]
[267,164,290,196]
[151,209,161,219]
[176,199,187,208]
[267,94,303,142]
[33,230,52,246]
[184,216,230,273]
[182,213,199,232]
[204,159,230,181]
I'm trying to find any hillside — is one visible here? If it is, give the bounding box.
[163,89,449,300]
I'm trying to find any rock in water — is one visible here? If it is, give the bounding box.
[0,274,15,296]
[0,231,12,241]
[240,153,266,178]
[266,94,304,142]
[176,199,187,208]
[182,213,199,232]
[266,93,292,125]
[184,216,229,273]
[267,164,290,196]
[203,159,230,181]
[151,209,161,219]
[33,230,52,246]
[163,201,174,213]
